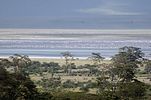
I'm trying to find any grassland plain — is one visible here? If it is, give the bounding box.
[31,58,112,66]
[29,58,151,95]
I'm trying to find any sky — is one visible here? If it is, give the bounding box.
[0,0,151,29]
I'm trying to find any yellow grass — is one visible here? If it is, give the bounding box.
[30,58,151,92]
[31,58,112,66]
[61,76,96,83]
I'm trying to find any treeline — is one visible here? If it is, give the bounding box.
[0,46,151,100]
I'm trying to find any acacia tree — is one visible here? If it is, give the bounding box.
[111,46,144,82]
[109,46,147,99]
[89,53,112,94]
[97,46,147,99]
[9,54,31,73]
[89,52,104,66]
[89,53,107,76]
[61,51,73,74]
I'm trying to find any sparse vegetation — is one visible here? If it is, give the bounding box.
[0,46,151,99]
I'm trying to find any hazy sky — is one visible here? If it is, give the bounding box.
[0,0,151,29]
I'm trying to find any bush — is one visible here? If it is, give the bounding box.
[52,92,100,100]
[62,80,77,88]
[117,80,147,99]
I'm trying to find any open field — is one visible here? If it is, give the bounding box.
[31,58,112,66]
[30,58,151,86]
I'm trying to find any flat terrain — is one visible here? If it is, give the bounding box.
[30,58,151,85]
[31,58,112,66]
[0,29,151,40]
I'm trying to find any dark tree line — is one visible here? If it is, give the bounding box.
[0,55,52,100]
